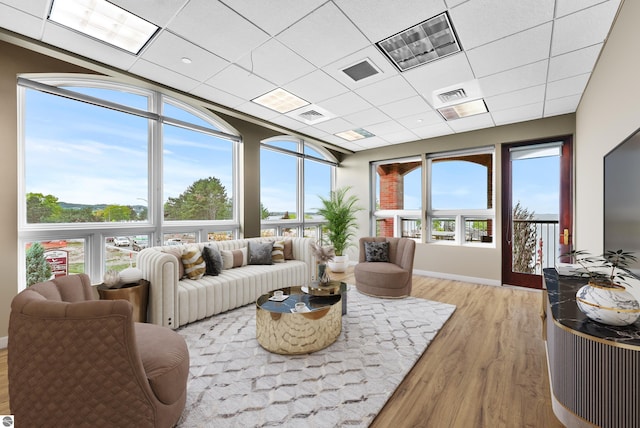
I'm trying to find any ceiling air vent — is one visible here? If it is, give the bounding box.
[286,104,335,125]
[438,88,467,103]
[341,58,380,82]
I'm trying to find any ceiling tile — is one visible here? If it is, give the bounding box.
[334,0,447,42]
[403,52,474,103]
[378,96,432,119]
[276,2,370,67]
[268,115,310,131]
[312,117,354,134]
[205,64,274,100]
[139,31,228,82]
[235,39,316,86]
[112,0,189,27]
[319,92,372,117]
[355,75,417,106]
[491,102,543,126]
[343,108,391,127]
[189,84,245,109]
[397,111,444,129]
[544,94,581,116]
[325,45,399,89]
[42,22,138,70]
[479,60,548,97]
[1,0,47,17]
[283,70,348,104]
[234,101,280,121]
[221,0,326,36]
[467,22,553,77]
[546,73,590,100]
[0,4,44,39]
[168,0,269,62]
[451,0,554,50]
[548,44,601,82]
[365,120,407,136]
[555,0,620,18]
[412,122,454,139]
[485,85,546,112]
[380,129,419,144]
[551,1,620,56]
[446,113,494,132]
[129,59,200,92]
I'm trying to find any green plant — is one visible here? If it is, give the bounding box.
[26,242,52,287]
[562,249,638,287]
[315,186,363,256]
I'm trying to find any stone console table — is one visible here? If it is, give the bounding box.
[542,268,640,427]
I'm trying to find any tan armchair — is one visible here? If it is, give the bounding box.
[8,274,189,428]
[354,237,416,298]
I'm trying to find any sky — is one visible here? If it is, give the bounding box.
[24,86,560,217]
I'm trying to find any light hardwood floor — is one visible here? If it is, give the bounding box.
[0,271,562,426]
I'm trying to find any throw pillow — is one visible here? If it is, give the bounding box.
[283,239,294,260]
[162,247,185,279]
[181,246,206,280]
[249,241,274,265]
[202,245,223,276]
[221,247,247,269]
[272,240,285,263]
[364,241,390,262]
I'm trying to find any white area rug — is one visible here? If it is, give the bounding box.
[176,286,456,428]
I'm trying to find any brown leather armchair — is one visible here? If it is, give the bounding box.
[354,237,416,298]
[8,274,189,427]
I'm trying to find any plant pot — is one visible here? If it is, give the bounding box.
[328,255,349,273]
[575,281,640,326]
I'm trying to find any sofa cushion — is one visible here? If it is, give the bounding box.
[272,240,285,263]
[134,322,189,405]
[248,241,274,265]
[221,247,247,269]
[202,245,223,276]
[364,241,390,262]
[181,246,206,280]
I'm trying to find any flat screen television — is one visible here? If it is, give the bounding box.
[604,126,640,274]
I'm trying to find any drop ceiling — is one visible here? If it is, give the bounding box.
[0,0,622,153]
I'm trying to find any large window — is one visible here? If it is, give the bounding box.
[372,157,423,240]
[260,137,336,240]
[427,147,495,244]
[19,76,239,287]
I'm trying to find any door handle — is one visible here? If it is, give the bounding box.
[563,228,569,245]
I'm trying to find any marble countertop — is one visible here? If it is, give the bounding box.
[543,268,640,347]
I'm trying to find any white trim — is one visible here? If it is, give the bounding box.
[413,269,501,287]
[0,336,7,349]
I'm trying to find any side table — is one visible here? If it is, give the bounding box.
[98,280,149,323]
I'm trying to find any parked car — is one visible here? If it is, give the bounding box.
[132,237,149,251]
[113,237,131,247]
[164,238,182,246]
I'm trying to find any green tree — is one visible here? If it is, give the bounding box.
[99,205,133,222]
[260,203,270,220]
[512,201,537,274]
[58,207,100,223]
[164,177,231,220]
[26,192,62,223]
[25,242,52,286]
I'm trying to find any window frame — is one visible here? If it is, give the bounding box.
[17,75,241,287]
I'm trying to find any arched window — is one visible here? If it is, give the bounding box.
[18,75,239,287]
[260,137,337,240]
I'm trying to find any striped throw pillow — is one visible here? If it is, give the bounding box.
[272,240,285,263]
[181,246,206,280]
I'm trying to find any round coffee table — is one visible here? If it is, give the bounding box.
[256,286,342,355]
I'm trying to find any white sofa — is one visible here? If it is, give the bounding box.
[137,237,316,329]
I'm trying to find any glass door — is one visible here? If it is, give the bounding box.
[501,136,573,288]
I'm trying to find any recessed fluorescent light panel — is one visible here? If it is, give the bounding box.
[335,128,375,141]
[48,0,158,55]
[377,12,461,72]
[252,88,309,114]
[437,99,488,121]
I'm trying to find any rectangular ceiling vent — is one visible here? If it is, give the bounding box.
[286,104,335,125]
[341,59,380,82]
[438,88,467,103]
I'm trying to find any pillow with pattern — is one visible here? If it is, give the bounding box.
[221,247,247,269]
[272,240,285,263]
[364,241,390,262]
[181,246,206,280]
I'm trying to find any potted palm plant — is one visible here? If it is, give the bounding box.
[316,186,363,273]
[562,249,640,326]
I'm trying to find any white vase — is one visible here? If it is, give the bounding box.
[328,255,349,273]
[575,281,640,326]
